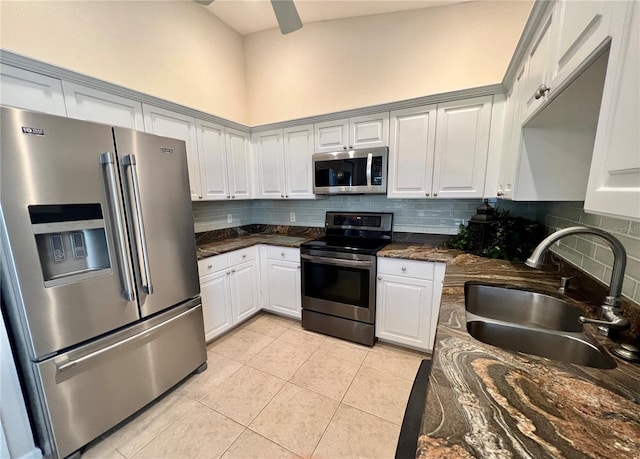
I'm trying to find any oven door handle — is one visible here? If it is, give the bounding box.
[301,254,374,268]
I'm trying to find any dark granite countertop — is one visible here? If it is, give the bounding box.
[196,233,318,260]
[390,245,640,458]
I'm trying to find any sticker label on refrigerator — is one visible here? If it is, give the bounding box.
[22,127,45,136]
[160,147,174,154]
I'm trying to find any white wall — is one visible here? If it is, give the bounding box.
[244,1,533,125]
[0,0,248,124]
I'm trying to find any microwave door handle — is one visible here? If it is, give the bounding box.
[301,254,374,268]
[99,153,135,302]
[366,153,373,188]
[122,154,154,295]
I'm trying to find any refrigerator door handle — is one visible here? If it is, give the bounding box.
[55,305,195,371]
[122,154,154,294]
[99,152,135,302]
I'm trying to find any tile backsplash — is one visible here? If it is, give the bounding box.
[194,196,484,235]
[193,197,640,304]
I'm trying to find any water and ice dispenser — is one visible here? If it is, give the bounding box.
[29,204,111,287]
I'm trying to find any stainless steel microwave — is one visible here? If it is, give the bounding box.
[312,147,388,194]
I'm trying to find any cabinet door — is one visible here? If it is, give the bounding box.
[314,119,349,152]
[0,64,66,116]
[376,274,432,351]
[283,125,315,199]
[200,269,233,341]
[349,113,389,149]
[142,105,200,200]
[254,129,285,199]
[225,128,252,200]
[499,64,526,200]
[230,260,259,323]
[387,105,437,199]
[522,7,556,122]
[432,96,492,198]
[553,0,613,89]
[62,82,144,130]
[197,120,229,200]
[584,1,640,220]
[267,259,301,319]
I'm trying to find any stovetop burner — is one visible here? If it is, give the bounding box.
[301,211,393,256]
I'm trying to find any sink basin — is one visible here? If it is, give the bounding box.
[464,282,616,369]
[465,282,584,332]
[466,320,617,369]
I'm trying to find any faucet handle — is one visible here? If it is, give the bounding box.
[579,305,630,336]
[558,276,576,293]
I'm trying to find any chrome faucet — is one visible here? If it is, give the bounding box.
[525,226,630,336]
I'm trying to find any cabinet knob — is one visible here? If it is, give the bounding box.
[343,146,347,150]
[534,83,550,100]
[497,191,504,197]
[198,195,203,199]
[231,268,236,272]
[433,192,438,197]
[285,195,288,198]
[348,145,353,149]
[226,271,230,275]
[231,195,235,199]
[207,264,212,269]
[425,193,430,197]
[227,195,231,199]
[281,252,285,256]
[377,276,382,280]
[242,254,246,258]
[401,266,406,272]
[281,194,284,198]
[297,265,301,269]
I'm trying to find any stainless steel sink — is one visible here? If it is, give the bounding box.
[465,282,584,332]
[464,282,617,369]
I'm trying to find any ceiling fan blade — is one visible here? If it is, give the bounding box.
[194,0,215,5]
[270,0,303,35]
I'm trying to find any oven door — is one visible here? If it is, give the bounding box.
[301,251,376,323]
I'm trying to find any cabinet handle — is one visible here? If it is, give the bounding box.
[226,271,230,275]
[231,195,235,199]
[198,195,203,199]
[534,83,550,100]
[377,276,382,280]
[343,146,347,150]
[297,265,301,269]
[433,192,438,197]
[281,252,285,256]
[231,268,236,272]
[242,254,246,258]
[281,194,284,198]
[285,195,288,198]
[227,195,230,199]
[425,193,430,197]
[348,145,353,149]
[207,264,212,269]
[401,266,406,272]
[497,191,504,197]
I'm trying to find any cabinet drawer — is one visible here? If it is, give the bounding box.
[266,246,300,263]
[377,257,434,280]
[228,246,257,266]
[198,254,228,277]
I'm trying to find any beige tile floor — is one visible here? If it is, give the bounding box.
[83,313,429,459]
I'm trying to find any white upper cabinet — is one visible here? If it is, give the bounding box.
[225,128,252,200]
[283,125,314,198]
[314,112,389,152]
[432,96,493,199]
[197,120,228,200]
[254,125,315,199]
[552,0,614,91]
[388,105,437,199]
[585,1,640,220]
[142,104,200,200]
[521,6,557,122]
[62,82,144,130]
[0,64,66,116]
[388,97,492,199]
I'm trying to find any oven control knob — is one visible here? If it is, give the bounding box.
[401,266,406,272]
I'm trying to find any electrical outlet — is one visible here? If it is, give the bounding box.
[290,212,296,222]
[227,214,232,223]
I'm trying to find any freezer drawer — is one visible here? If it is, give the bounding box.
[35,301,206,458]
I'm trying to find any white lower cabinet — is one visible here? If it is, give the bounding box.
[262,246,302,319]
[198,247,259,341]
[376,258,445,352]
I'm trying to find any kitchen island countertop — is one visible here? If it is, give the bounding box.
[379,242,640,458]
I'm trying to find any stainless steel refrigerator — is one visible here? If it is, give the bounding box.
[0,107,207,458]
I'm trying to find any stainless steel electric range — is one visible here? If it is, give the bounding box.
[300,212,393,346]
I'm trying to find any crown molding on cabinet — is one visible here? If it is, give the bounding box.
[501,0,553,93]
[0,49,250,133]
